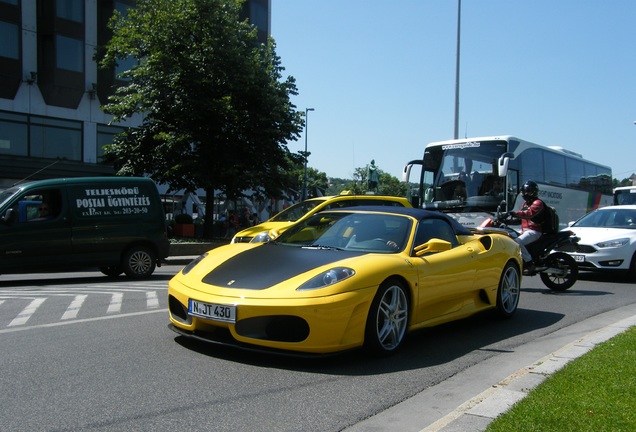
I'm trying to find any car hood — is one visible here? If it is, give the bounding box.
[201,243,364,290]
[568,227,635,244]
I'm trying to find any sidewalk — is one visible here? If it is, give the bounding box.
[344,303,636,432]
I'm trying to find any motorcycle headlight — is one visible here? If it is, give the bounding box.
[297,267,355,291]
[596,238,629,248]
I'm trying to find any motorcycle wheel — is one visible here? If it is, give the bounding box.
[540,252,578,291]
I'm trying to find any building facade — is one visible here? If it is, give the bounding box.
[0,0,270,189]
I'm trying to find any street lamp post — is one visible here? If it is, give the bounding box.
[302,108,315,201]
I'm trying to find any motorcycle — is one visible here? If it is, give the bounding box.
[477,207,580,291]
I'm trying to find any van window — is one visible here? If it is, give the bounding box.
[12,188,62,222]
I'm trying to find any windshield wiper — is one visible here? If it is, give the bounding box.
[302,244,344,251]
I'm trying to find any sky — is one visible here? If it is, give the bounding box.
[270,0,636,182]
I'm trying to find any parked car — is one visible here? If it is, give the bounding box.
[0,177,169,278]
[168,207,522,356]
[558,205,636,279]
[231,193,411,244]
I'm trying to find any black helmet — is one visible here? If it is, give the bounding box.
[520,180,539,201]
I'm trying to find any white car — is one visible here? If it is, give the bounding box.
[560,205,636,279]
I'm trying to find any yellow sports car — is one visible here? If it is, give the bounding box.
[168,207,522,356]
[231,193,410,243]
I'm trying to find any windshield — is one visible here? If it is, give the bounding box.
[614,189,636,205]
[418,140,509,212]
[573,208,636,229]
[269,199,326,222]
[0,186,20,209]
[274,212,412,253]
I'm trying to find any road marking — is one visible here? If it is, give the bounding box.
[61,294,88,320]
[147,291,159,309]
[0,309,167,334]
[107,292,123,314]
[8,298,47,327]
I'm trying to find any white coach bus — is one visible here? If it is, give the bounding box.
[403,135,612,228]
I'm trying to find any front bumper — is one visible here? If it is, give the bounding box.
[168,278,377,355]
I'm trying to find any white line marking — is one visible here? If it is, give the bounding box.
[61,294,88,320]
[0,309,167,334]
[107,292,123,314]
[146,291,159,309]
[8,298,47,327]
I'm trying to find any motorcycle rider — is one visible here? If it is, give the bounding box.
[507,180,545,270]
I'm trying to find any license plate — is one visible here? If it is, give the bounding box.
[188,299,236,323]
[571,254,585,263]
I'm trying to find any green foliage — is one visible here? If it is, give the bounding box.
[98,0,304,201]
[174,213,193,224]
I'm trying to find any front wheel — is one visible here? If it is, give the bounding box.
[122,246,156,279]
[496,262,521,318]
[100,266,122,277]
[364,278,409,356]
[540,252,578,291]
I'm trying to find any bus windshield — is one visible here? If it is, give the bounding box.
[418,139,509,212]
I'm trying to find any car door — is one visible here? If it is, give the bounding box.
[411,218,478,325]
[0,186,72,272]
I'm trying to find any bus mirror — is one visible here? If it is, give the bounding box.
[497,152,514,177]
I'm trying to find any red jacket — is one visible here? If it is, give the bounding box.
[512,199,544,232]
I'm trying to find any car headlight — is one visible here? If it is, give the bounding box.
[181,253,208,275]
[297,267,356,291]
[596,238,629,248]
[250,231,272,243]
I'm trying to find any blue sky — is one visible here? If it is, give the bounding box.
[270,0,636,181]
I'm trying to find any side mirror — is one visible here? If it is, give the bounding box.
[414,238,452,257]
[1,208,16,224]
[497,152,514,177]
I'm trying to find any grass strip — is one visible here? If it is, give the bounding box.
[487,326,636,432]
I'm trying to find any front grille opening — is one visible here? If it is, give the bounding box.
[169,295,190,323]
[235,316,310,342]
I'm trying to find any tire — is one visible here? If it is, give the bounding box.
[364,278,409,356]
[100,266,122,277]
[540,252,578,291]
[495,262,521,318]
[627,253,636,281]
[122,246,156,279]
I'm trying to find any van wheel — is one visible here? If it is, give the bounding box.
[123,246,156,279]
[100,266,122,277]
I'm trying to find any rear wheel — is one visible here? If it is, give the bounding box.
[364,278,409,356]
[540,252,578,291]
[496,262,521,318]
[122,246,156,279]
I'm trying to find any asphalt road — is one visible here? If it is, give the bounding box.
[0,266,634,432]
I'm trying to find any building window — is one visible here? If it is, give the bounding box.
[56,0,84,23]
[0,112,28,156]
[0,21,19,59]
[97,124,126,161]
[56,35,84,72]
[29,116,82,161]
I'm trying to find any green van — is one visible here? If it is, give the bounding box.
[0,177,170,278]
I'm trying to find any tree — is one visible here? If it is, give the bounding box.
[98,0,304,236]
